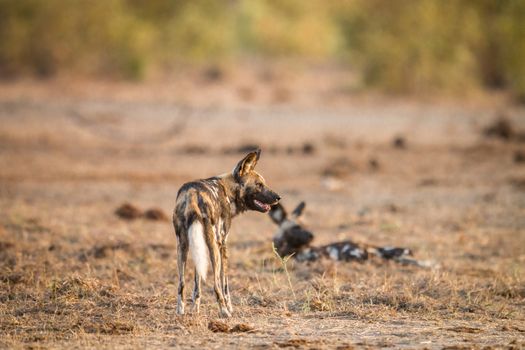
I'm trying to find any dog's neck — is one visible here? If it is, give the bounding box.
[218,173,246,217]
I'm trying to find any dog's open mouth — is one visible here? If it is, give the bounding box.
[253,199,271,212]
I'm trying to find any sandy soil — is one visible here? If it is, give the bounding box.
[0,70,524,349]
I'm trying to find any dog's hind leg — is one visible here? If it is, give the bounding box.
[176,234,189,315]
[187,221,207,313]
[220,244,232,313]
[191,268,201,313]
[205,225,231,318]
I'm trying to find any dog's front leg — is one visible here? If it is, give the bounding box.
[220,244,232,313]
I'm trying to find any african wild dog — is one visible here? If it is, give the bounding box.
[270,201,427,266]
[173,149,280,318]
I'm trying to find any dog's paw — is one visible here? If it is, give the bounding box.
[219,308,232,318]
[190,302,200,314]
[176,305,185,315]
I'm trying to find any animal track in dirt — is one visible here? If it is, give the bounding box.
[275,338,321,348]
[78,242,131,261]
[508,177,525,190]
[321,157,356,179]
[445,326,483,334]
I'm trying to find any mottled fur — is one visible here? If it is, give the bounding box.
[173,150,280,318]
[270,202,418,264]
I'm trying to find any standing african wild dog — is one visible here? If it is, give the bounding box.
[173,149,280,318]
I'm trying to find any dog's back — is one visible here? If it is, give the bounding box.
[174,178,233,278]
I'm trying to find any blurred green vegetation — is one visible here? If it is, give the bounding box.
[0,0,524,98]
[336,0,525,99]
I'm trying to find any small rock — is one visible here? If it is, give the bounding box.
[230,323,255,333]
[484,117,514,140]
[302,142,315,155]
[514,150,525,163]
[368,158,380,170]
[393,136,406,149]
[144,208,169,221]
[208,320,230,333]
[202,65,223,83]
[115,203,142,220]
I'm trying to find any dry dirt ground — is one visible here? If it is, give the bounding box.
[0,70,524,349]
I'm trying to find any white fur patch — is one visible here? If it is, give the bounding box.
[328,246,339,260]
[350,249,363,258]
[215,218,223,241]
[209,185,219,200]
[271,210,284,223]
[188,222,208,281]
[274,219,296,241]
[280,220,296,231]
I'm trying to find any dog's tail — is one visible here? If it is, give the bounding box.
[188,221,208,281]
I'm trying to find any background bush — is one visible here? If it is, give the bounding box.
[0,0,524,98]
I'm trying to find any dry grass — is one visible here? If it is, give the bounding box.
[0,77,524,349]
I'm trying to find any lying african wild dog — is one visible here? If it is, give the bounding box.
[173,149,280,318]
[270,201,427,266]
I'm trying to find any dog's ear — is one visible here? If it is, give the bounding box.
[291,201,306,219]
[269,202,287,224]
[233,149,261,180]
